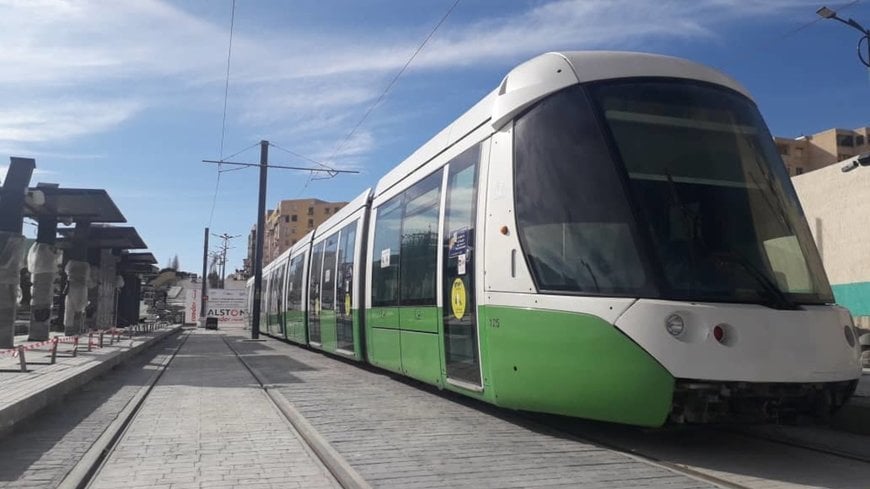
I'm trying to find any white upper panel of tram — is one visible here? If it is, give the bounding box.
[375,50,752,199]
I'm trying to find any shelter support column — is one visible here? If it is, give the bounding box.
[63,222,90,336]
[0,157,34,348]
[27,216,59,341]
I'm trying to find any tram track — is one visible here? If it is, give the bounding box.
[56,330,189,489]
[55,330,363,489]
[719,425,870,464]
[518,415,754,489]
[219,334,371,489]
[529,413,870,489]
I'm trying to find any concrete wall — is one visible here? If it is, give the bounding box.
[793,161,870,317]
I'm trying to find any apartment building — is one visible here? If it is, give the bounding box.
[255,198,347,267]
[776,126,869,176]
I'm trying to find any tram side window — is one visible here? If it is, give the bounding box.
[400,171,442,305]
[286,255,304,311]
[372,198,403,307]
[322,234,338,311]
[276,266,285,312]
[336,222,357,311]
[310,243,325,316]
[514,85,649,295]
[263,277,271,317]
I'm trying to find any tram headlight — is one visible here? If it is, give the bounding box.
[665,314,685,337]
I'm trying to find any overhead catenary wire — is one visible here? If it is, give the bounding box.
[269,142,333,170]
[323,0,462,168]
[723,0,862,58]
[216,141,262,174]
[208,0,238,228]
[773,0,860,41]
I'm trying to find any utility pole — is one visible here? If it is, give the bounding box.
[211,232,240,288]
[203,139,359,340]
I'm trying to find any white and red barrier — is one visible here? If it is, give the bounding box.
[0,323,169,373]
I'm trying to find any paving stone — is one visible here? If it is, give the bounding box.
[0,333,184,489]
[87,329,340,489]
[226,326,713,489]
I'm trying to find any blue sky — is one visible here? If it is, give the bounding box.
[1,0,868,274]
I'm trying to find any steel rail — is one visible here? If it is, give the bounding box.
[56,330,189,489]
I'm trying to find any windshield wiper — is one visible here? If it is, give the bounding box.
[713,251,797,310]
[664,169,707,297]
[579,258,601,292]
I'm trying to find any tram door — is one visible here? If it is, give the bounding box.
[442,145,481,387]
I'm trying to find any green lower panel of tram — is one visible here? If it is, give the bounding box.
[398,330,442,386]
[480,305,674,427]
[283,310,306,344]
[366,306,442,384]
[368,326,401,372]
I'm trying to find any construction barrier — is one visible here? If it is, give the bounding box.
[0,323,170,373]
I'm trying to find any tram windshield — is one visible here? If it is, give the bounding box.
[592,80,833,306]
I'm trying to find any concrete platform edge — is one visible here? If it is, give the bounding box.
[0,326,182,438]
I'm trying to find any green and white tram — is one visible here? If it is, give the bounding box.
[249,51,863,426]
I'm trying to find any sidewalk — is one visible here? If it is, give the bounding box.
[88,328,340,489]
[0,325,180,436]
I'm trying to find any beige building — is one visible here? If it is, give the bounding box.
[792,156,870,323]
[260,198,347,266]
[776,127,869,177]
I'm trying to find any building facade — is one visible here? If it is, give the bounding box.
[792,158,870,325]
[250,198,347,267]
[776,126,869,176]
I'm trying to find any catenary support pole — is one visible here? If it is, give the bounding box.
[251,140,268,340]
[201,227,208,326]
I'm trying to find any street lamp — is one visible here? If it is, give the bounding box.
[840,152,870,172]
[816,6,870,68]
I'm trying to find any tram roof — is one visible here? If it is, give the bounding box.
[373,50,750,198]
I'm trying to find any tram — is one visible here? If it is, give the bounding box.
[248,51,863,426]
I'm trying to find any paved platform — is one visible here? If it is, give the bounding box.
[227,326,712,489]
[88,328,340,489]
[0,334,184,488]
[0,325,180,436]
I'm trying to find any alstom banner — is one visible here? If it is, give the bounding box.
[206,289,247,324]
[185,288,200,325]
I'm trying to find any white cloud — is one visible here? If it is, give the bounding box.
[0,100,143,143]
[0,0,822,157]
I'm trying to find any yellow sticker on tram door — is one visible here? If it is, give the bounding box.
[451,278,466,320]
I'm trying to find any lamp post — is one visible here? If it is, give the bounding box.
[817,6,870,68]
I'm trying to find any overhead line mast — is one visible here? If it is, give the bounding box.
[203,140,359,339]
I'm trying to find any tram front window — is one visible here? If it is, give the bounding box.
[592,80,833,306]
